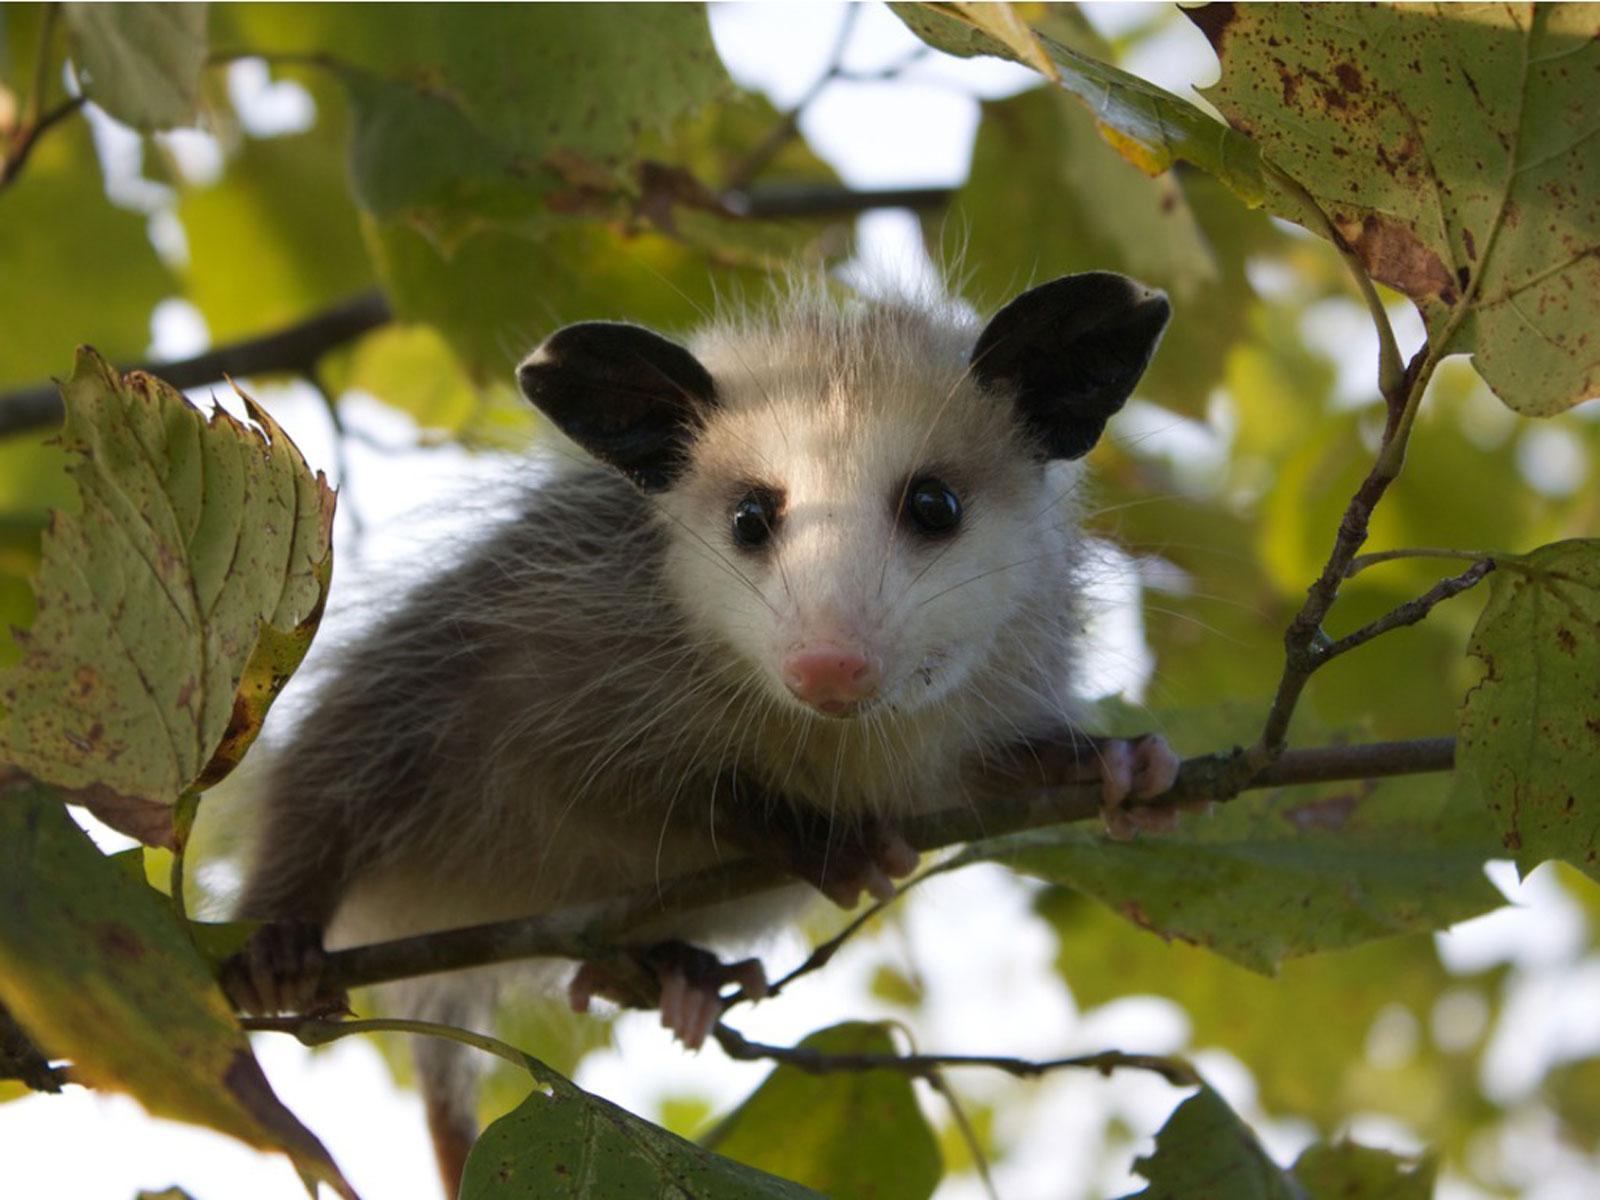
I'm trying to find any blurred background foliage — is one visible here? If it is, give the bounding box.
[3,3,1600,1198]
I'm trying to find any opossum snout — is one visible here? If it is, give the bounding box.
[781,644,879,716]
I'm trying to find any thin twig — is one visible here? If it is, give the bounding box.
[0,94,85,192]
[711,1022,1200,1088]
[722,6,862,191]
[1322,559,1495,660]
[313,736,1458,995]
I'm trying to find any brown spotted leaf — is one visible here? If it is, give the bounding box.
[1458,539,1600,880]
[1189,3,1600,414]
[0,349,334,844]
[0,779,356,1197]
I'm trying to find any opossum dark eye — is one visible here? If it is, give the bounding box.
[902,476,962,536]
[731,489,780,549]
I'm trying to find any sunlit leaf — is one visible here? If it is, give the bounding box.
[62,2,207,131]
[1458,539,1600,878]
[0,780,355,1197]
[179,81,376,342]
[0,122,174,390]
[705,1023,942,1200]
[0,350,334,844]
[1189,3,1600,414]
[365,216,770,387]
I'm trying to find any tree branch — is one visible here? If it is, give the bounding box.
[0,290,392,439]
[0,184,958,441]
[710,1022,1200,1088]
[314,736,1456,995]
[725,183,952,219]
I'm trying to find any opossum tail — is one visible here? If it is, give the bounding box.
[395,977,496,1198]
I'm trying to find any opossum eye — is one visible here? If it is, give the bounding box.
[731,489,780,549]
[902,476,962,536]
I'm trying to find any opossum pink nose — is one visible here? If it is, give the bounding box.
[782,646,878,713]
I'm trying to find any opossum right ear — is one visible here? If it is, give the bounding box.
[971,272,1169,460]
[517,321,717,491]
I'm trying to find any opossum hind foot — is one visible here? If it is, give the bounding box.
[568,941,768,1050]
[222,919,349,1017]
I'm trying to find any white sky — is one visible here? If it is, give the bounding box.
[5,5,1599,1200]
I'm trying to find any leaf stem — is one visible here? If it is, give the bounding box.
[1264,164,1404,399]
[241,1014,557,1084]
[1321,560,1495,661]
[1347,546,1498,577]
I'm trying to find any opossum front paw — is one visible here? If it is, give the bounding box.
[221,920,346,1016]
[808,822,920,909]
[754,810,917,908]
[1098,734,1185,840]
[567,941,767,1051]
[717,787,920,909]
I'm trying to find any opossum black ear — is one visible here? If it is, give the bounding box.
[971,272,1169,460]
[517,322,717,490]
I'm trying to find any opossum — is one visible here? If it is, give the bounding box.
[228,271,1179,1194]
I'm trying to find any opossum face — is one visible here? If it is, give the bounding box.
[518,273,1168,720]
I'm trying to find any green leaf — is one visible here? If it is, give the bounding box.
[365,215,768,387]
[1188,3,1600,415]
[890,3,1267,204]
[1120,1084,1299,1200]
[62,2,207,131]
[0,779,355,1198]
[460,1058,821,1200]
[958,742,1501,975]
[1458,539,1600,878]
[1291,1140,1435,1200]
[0,120,175,390]
[179,87,376,343]
[704,1022,942,1200]
[0,350,334,845]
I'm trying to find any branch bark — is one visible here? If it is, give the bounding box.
[710,1022,1200,1087]
[315,736,1456,994]
[0,290,393,439]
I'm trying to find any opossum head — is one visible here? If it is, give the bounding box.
[517,273,1168,721]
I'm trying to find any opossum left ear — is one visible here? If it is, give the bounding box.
[517,322,718,490]
[971,272,1169,460]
